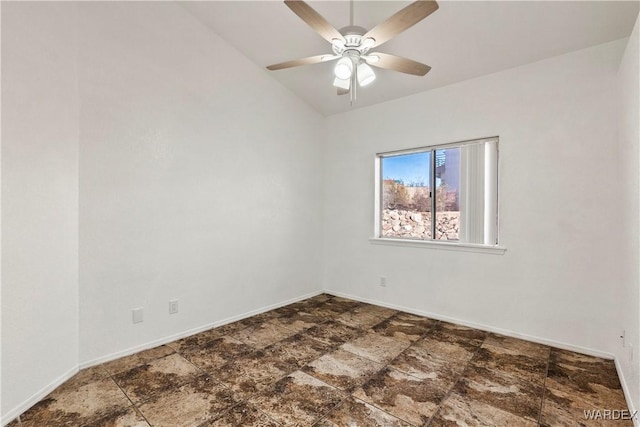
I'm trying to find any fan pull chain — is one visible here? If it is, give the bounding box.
[350,67,357,105]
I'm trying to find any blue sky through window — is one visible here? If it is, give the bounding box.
[382,152,431,186]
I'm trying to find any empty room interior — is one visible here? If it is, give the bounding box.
[2,0,640,426]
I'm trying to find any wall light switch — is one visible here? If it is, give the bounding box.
[132,307,144,324]
[169,300,179,315]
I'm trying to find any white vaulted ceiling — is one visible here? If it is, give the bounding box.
[181,1,639,116]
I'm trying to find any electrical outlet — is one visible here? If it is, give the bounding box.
[169,300,179,315]
[132,307,144,324]
[380,276,387,287]
[621,329,626,347]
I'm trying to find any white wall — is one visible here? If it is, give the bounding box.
[617,12,640,411]
[77,2,325,364]
[323,39,626,357]
[1,2,79,420]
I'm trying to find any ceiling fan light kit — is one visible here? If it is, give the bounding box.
[334,57,353,80]
[357,62,376,86]
[266,0,439,104]
[333,76,351,90]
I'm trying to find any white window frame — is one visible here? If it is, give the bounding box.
[371,136,506,255]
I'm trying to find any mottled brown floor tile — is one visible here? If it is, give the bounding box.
[315,396,411,427]
[549,348,619,386]
[272,302,310,316]
[423,328,480,356]
[341,332,410,364]
[211,350,295,398]
[540,386,634,427]
[180,336,254,372]
[168,329,228,352]
[291,296,362,318]
[270,310,325,333]
[105,406,151,427]
[453,365,544,421]
[57,365,111,391]
[263,333,333,368]
[302,348,384,391]
[352,303,398,320]
[249,310,283,324]
[305,320,364,346]
[113,353,202,403]
[286,295,337,315]
[304,297,363,318]
[280,298,328,314]
[471,343,547,385]
[204,402,281,427]
[429,322,488,346]
[103,345,175,375]
[551,348,613,367]
[325,296,365,312]
[271,303,325,331]
[335,309,388,329]
[430,392,537,427]
[10,377,135,427]
[250,370,345,426]
[484,333,550,360]
[353,367,446,426]
[229,321,296,349]
[547,350,623,401]
[389,349,464,391]
[546,361,627,409]
[220,312,280,335]
[138,375,238,427]
[390,339,470,381]
[212,321,255,337]
[371,312,438,343]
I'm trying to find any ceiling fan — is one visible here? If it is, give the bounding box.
[266,0,439,101]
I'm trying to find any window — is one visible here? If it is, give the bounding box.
[374,137,499,248]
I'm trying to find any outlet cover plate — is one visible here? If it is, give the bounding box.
[132,307,144,324]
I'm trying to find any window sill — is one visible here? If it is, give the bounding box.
[369,237,507,255]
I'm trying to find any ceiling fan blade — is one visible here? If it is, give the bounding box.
[367,52,431,76]
[284,0,345,44]
[337,87,349,96]
[266,54,336,71]
[363,0,439,48]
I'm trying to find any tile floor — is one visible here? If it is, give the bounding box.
[8,294,633,426]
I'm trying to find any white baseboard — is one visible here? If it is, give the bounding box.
[614,358,640,427]
[79,289,323,369]
[325,289,615,360]
[1,365,78,427]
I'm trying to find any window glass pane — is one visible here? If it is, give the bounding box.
[376,137,498,246]
[381,152,432,240]
[435,148,460,240]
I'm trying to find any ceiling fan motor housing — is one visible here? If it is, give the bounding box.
[332,26,373,58]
